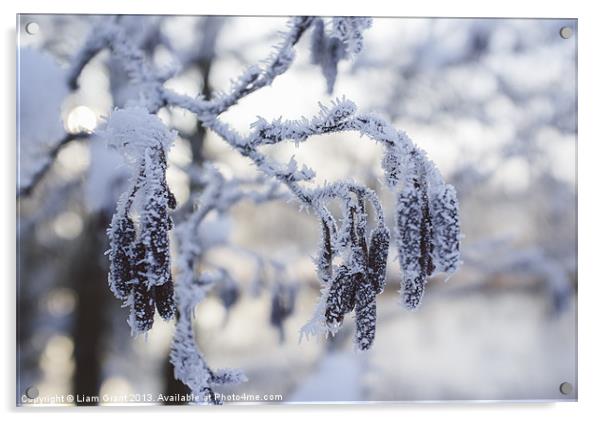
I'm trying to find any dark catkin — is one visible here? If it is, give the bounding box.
[317,218,333,283]
[397,179,434,310]
[367,226,390,294]
[130,241,155,332]
[348,204,369,272]
[397,184,422,308]
[108,166,141,306]
[154,279,176,320]
[130,241,153,331]
[107,145,177,333]
[139,148,172,289]
[431,185,461,273]
[131,280,155,332]
[325,199,374,334]
[354,280,377,350]
[419,182,435,278]
[325,265,357,329]
[355,199,369,258]
[108,214,136,300]
[348,202,370,300]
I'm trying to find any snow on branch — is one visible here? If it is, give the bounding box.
[169,164,293,403]
[171,92,460,349]
[170,270,246,405]
[205,16,315,112]
[248,97,358,146]
[69,15,462,390]
[17,48,74,197]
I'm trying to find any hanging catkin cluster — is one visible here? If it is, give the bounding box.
[71,16,463,393]
[313,194,390,351]
[102,107,177,334]
[395,154,461,310]
[302,150,459,350]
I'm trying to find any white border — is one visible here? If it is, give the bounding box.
[3,1,600,420]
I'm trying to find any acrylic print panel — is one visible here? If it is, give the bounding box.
[16,15,577,406]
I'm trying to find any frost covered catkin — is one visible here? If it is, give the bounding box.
[325,265,357,329]
[367,226,390,294]
[431,185,461,273]
[320,199,383,349]
[395,179,461,311]
[316,219,333,283]
[131,241,155,332]
[397,180,434,310]
[80,17,462,360]
[139,148,174,289]
[101,107,177,334]
[108,214,136,300]
[354,279,377,351]
[155,279,176,320]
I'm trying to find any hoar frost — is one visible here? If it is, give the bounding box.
[100,107,177,334]
[66,15,462,400]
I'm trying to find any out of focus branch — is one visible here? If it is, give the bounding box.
[18,131,90,198]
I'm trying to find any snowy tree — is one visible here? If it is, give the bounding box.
[17,15,470,405]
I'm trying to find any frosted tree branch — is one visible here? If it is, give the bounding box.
[65,15,463,401]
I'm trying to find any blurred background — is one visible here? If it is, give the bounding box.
[17,15,577,404]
